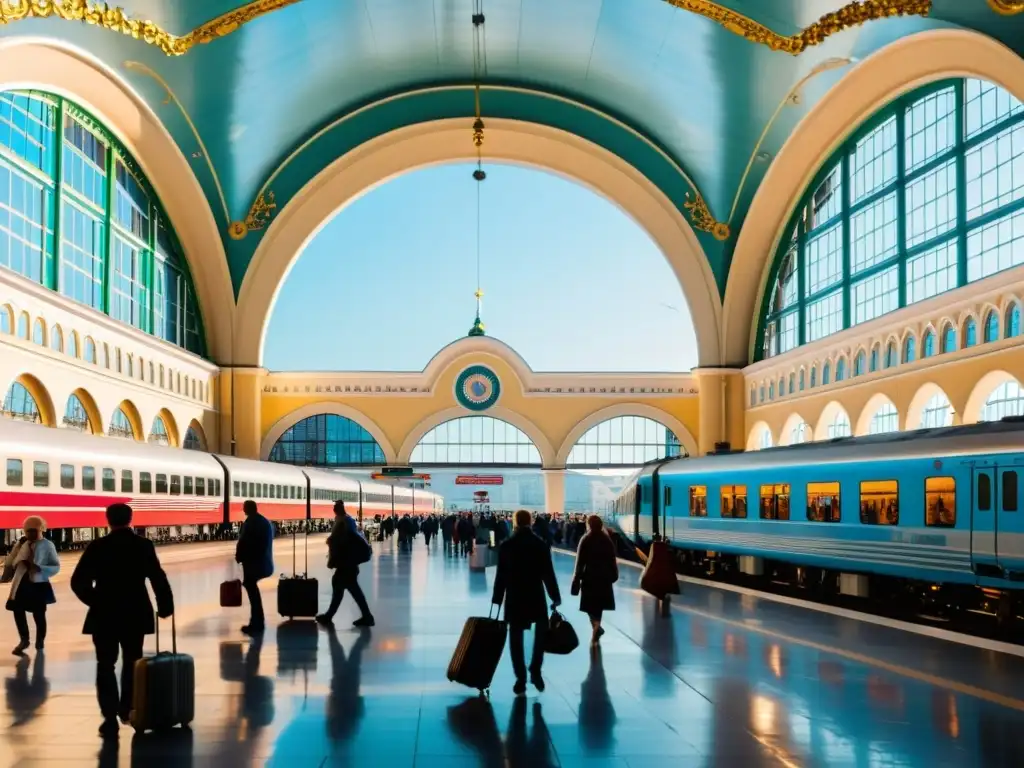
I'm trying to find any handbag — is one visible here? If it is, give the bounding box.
[570,577,581,597]
[544,609,579,655]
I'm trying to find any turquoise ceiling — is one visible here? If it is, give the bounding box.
[2,0,1022,296]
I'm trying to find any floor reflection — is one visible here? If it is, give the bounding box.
[578,646,616,754]
[325,627,370,744]
[5,653,48,726]
[446,696,559,767]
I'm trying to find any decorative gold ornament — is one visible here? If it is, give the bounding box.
[684,192,730,241]
[988,0,1024,14]
[227,221,249,240]
[472,117,485,148]
[0,0,302,57]
[243,191,277,233]
[661,0,931,55]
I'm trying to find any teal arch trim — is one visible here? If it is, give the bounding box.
[223,83,729,296]
[754,77,1024,363]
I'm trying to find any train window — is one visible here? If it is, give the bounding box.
[299,486,305,500]
[140,472,152,494]
[759,484,791,520]
[33,461,49,488]
[664,486,672,506]
[102,468,115,493]
[195,478,205,496]
[170,475,181,495]
[277,484,283,498]
[82,466,95,491]
[978,474,992,512]
[1003,472,1018,512]
[689,486,707,517]
[156,474,168,494]
[289,486,295,499]
[233,481,240,497]
[247,482,255,498]
[926,477,956,527]
[860,480,899,525]
[121,470,133,494]
[184,477,193,495]
[60,464,75,489]
[211,479,219,497]
[807,482,841,522]
[720,485,747,518]
[262,483,269,498]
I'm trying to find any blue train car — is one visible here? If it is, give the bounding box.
[610,420,1024,623]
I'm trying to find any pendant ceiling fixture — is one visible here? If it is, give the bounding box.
[468,0,488,338]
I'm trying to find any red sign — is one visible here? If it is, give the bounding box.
[371,473,431,481]
[456,475,504,486]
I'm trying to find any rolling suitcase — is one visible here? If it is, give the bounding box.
[447,604,507,694]
[131,613,195,733]
[278,528,318,619]
[219,578,243,607]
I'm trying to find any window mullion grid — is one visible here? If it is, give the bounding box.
[954,79,968,290]
[148,206,157,337]
[896,100,908,310]
[841,152,851,330]
[48,101,63,294]
[797,215,807,346]
[102,137,116,316]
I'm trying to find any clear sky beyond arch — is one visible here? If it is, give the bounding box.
[265,163,697,373]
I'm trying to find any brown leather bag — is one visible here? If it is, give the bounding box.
[640,540,680,599]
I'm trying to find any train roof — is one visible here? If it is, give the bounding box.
[659,419,1024,478]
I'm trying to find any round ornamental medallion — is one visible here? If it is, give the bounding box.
[455,366,501,411]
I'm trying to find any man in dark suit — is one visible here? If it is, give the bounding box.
[492,509,562,695]
[235,499,274,635]
[70,503,174,739]
[317,500,375,628]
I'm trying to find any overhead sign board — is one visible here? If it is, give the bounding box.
[379,466,414,477]
[371,473,431,483]
[455,475,504,486]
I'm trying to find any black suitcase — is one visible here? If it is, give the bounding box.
[447,605,507,693]
[131,613,195,733]
[278,529,318,619]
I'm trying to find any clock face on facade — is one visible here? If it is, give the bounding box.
[455,365,501,411]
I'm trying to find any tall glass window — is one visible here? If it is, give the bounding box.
[760,79,1024,360]
[869,402,900,434]
[270,414,386,466]
[981,380,1024,421]
[63,393,91,433]
[789,422,810,444]
[0,90,204,355]
[183,424,206,451]
[827,410,852,439]
[985,310,1000,342]
[109,406,135,440]
[2,381,41,424]
[149,416,170,446]
[566,416,684,467]
[920,393,954,429]
[410,416,541,465]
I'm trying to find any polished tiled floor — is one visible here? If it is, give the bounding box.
[1,535,1023,766]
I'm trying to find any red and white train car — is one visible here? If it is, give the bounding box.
[218,455,308,523]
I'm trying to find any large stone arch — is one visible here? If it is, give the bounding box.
[111,399,145,442]
[152,408,180,447]
[260,402,398,464]
[906,383,960,430]
[724,29,1024,366]
[3,373,56,428]
[0,39,234,363]
[964,371,1022,425]
[553,402,698,467]
[234,118,722,369]
[778,412,812,446]
[746,421,774,451]
[66,387,104,435]
[855,393,900,437]
[813,402,852,442]
[397,406,556,468]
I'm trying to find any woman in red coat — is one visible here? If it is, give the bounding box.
[571,515,618,645]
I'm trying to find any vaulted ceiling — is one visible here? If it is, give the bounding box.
[2,0,1022,295]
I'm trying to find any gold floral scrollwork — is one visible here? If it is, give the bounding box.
[242,191,277,234]
[662,0,932,55]
[988,0,1024,14]
[684,192,730,241]
[0,0,303,57]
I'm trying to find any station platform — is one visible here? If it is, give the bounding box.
[1,535,1023,767]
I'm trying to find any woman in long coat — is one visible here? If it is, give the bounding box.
[2,516,60,655]
[572,515,618,645]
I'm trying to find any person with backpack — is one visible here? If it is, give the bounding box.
[317,500,375,628]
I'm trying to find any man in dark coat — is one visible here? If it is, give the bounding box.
[235,499,274,635]
[441,514,455,553]
[457,515,476,557]
[317,500,375,628]
[70,503,174,739]
[492,509,562,695]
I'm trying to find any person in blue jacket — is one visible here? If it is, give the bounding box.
[236,500,274,635]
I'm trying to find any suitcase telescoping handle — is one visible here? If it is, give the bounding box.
[290,524,309,577]
[153,611,177,655]
[488,600,503,621]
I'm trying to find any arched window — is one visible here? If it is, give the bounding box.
[84,337,96,364]
[822,362,831,385]
[126,355,133,378]
[32,318,44,345]
[963,318,977,348]
[903,335,917,363]
[869,346,879,373]
[759,385,765,404]
[941,324,957,354]
[886,341,898,368]
[149,362,155,384]
[109,407,135,440]
[758,79,1024,360]
[749,387,756,408]
[810,367,817,388]
[921,392,954,429]
[49,325,63,353]
[67,331,78,358]
[410,416,541,465]
[799,369,806,391]
[836,358,847,382]
[869,402,900,434]
[985,310,1000,343]
[270,414,386,466]
[922,330,936,358]
[2,381,41,424]
[756,427,773,451]
[828,411,852,439]
[789,422,810,444]
[1006,304,1021,338]
[0,90,204,354]
[769,381,775,400]
[854,351,866,377]
[63,393,92,433]
[149,416,170,446]
[16,312,28,339]
[787,373,795,395]
[184,423,206,451]
[102,343,109,368]
[981,381,1024,422]
[0,305,11,334]
[566,416,684,467]
[115,349,122,373]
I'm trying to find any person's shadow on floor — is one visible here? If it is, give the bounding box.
[5,653,48,726]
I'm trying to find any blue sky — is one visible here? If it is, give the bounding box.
[264,163,697,372]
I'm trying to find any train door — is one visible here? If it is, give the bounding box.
[997,465,1024,575]
[663,485,673,542]
[972,467,998,575]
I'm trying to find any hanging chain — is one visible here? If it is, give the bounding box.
[471,0,487,314]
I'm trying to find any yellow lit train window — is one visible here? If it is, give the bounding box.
[860,480,899,525]
[926,477,955,527]
[760,484,791,520]
[721,485,748,518]
[807,482,841,522]
[689,486,707,517]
